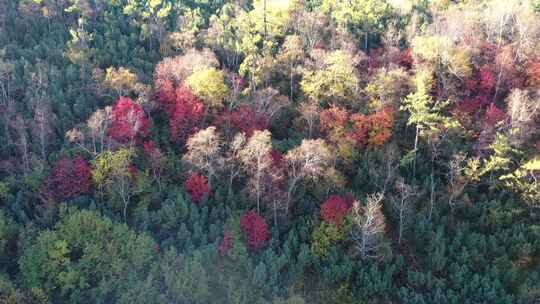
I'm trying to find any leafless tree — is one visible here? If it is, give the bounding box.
[239,130,273,214]
[87,106,112,153]
[506,89,539,146]
[352,193,387,261]
[250,87,290,121]
[183,126,224,187]
[368,143,400,194]
[32,103,53,161]
[298,101,319,138]
[284,139,333,211]
[393,178,418,244]
[225,132,246,197]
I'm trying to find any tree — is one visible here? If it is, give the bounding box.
[239,130,273,214]
[301,50,359,105]
[108,97,150,145]
[240,210,270,251]
[298,101,320,138]
[143,140,165,192]
[185,67,229,110]
[236,0,292,89]
[319,104,349,141]
[224,132,246,197]
[351,106,395,149]
[277,35,304,100]
[249,87,290,122]
[44,156,92,201]
[91,148,135,221]
[401,91,457,177]
[154,48,220,89]
[321,0,393,50]
[122,0,172,49]
[86,106,112,153]
[393,178,417,244]
[484,103,506,128]
[19,209,157,303]
[158,249,210,304]
[32,102,53,162]
[205,3,244,69]
[320,194,352,226]
[500,156,540,209]
[103,66,148,98]
[0,211,18,271]
[219,230,234,257]
[157,84,205,144]
[351,193,387,260]
[506,89,539,146]
[184,172,210,203]
[183,127,223,187]
[365,67,411,109]
[447,153,470,212]
[216,105,269,138]
[284,139,334,209]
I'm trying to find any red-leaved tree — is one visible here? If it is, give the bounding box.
[319,104,349,135]
[157,83,205,144]
[215,105,269,138]
[320,194,353,225]
[108,97,150,144]
[351,106,395,148]
[398,48,413,70]
[240,211,270,251]
[184,172,210,203]
[484,103,506,128]
[478,65,496,94]
[45,156,92,201]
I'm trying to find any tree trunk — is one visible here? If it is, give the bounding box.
[398,200,404,244]
[290,62,294,101]
[429,169,435,221]
[413,125,419,178]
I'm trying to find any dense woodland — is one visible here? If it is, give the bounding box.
[0,0,539,303]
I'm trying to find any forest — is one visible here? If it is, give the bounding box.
[0,0,539,303]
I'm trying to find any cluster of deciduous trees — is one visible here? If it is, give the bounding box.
[0,0,539,303]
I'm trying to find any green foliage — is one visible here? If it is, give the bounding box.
[0,211,18,270]
[311,222,345,259]
[186,67,229,109]
[400,92,458,137]
[1,0,540,303]
[500,155,540,208]
[19,209,157,302]
[322,0,393,31]
[159,248,210,303]
[301,50,358,105]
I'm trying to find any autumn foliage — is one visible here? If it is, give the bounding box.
[351,106,395,148]
[319,104,349,135]
[215,105,269,137]
[108,97,150,144]
[157,81,205,144]
[484,103,506,128]
[143,140,162,162]
[320,194,353,226]
[240,211,270,251]
[526,59,540,87]
[184,172,210,203]
[45,156,92,201]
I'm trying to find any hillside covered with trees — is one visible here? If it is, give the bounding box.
[0,0,539,303]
